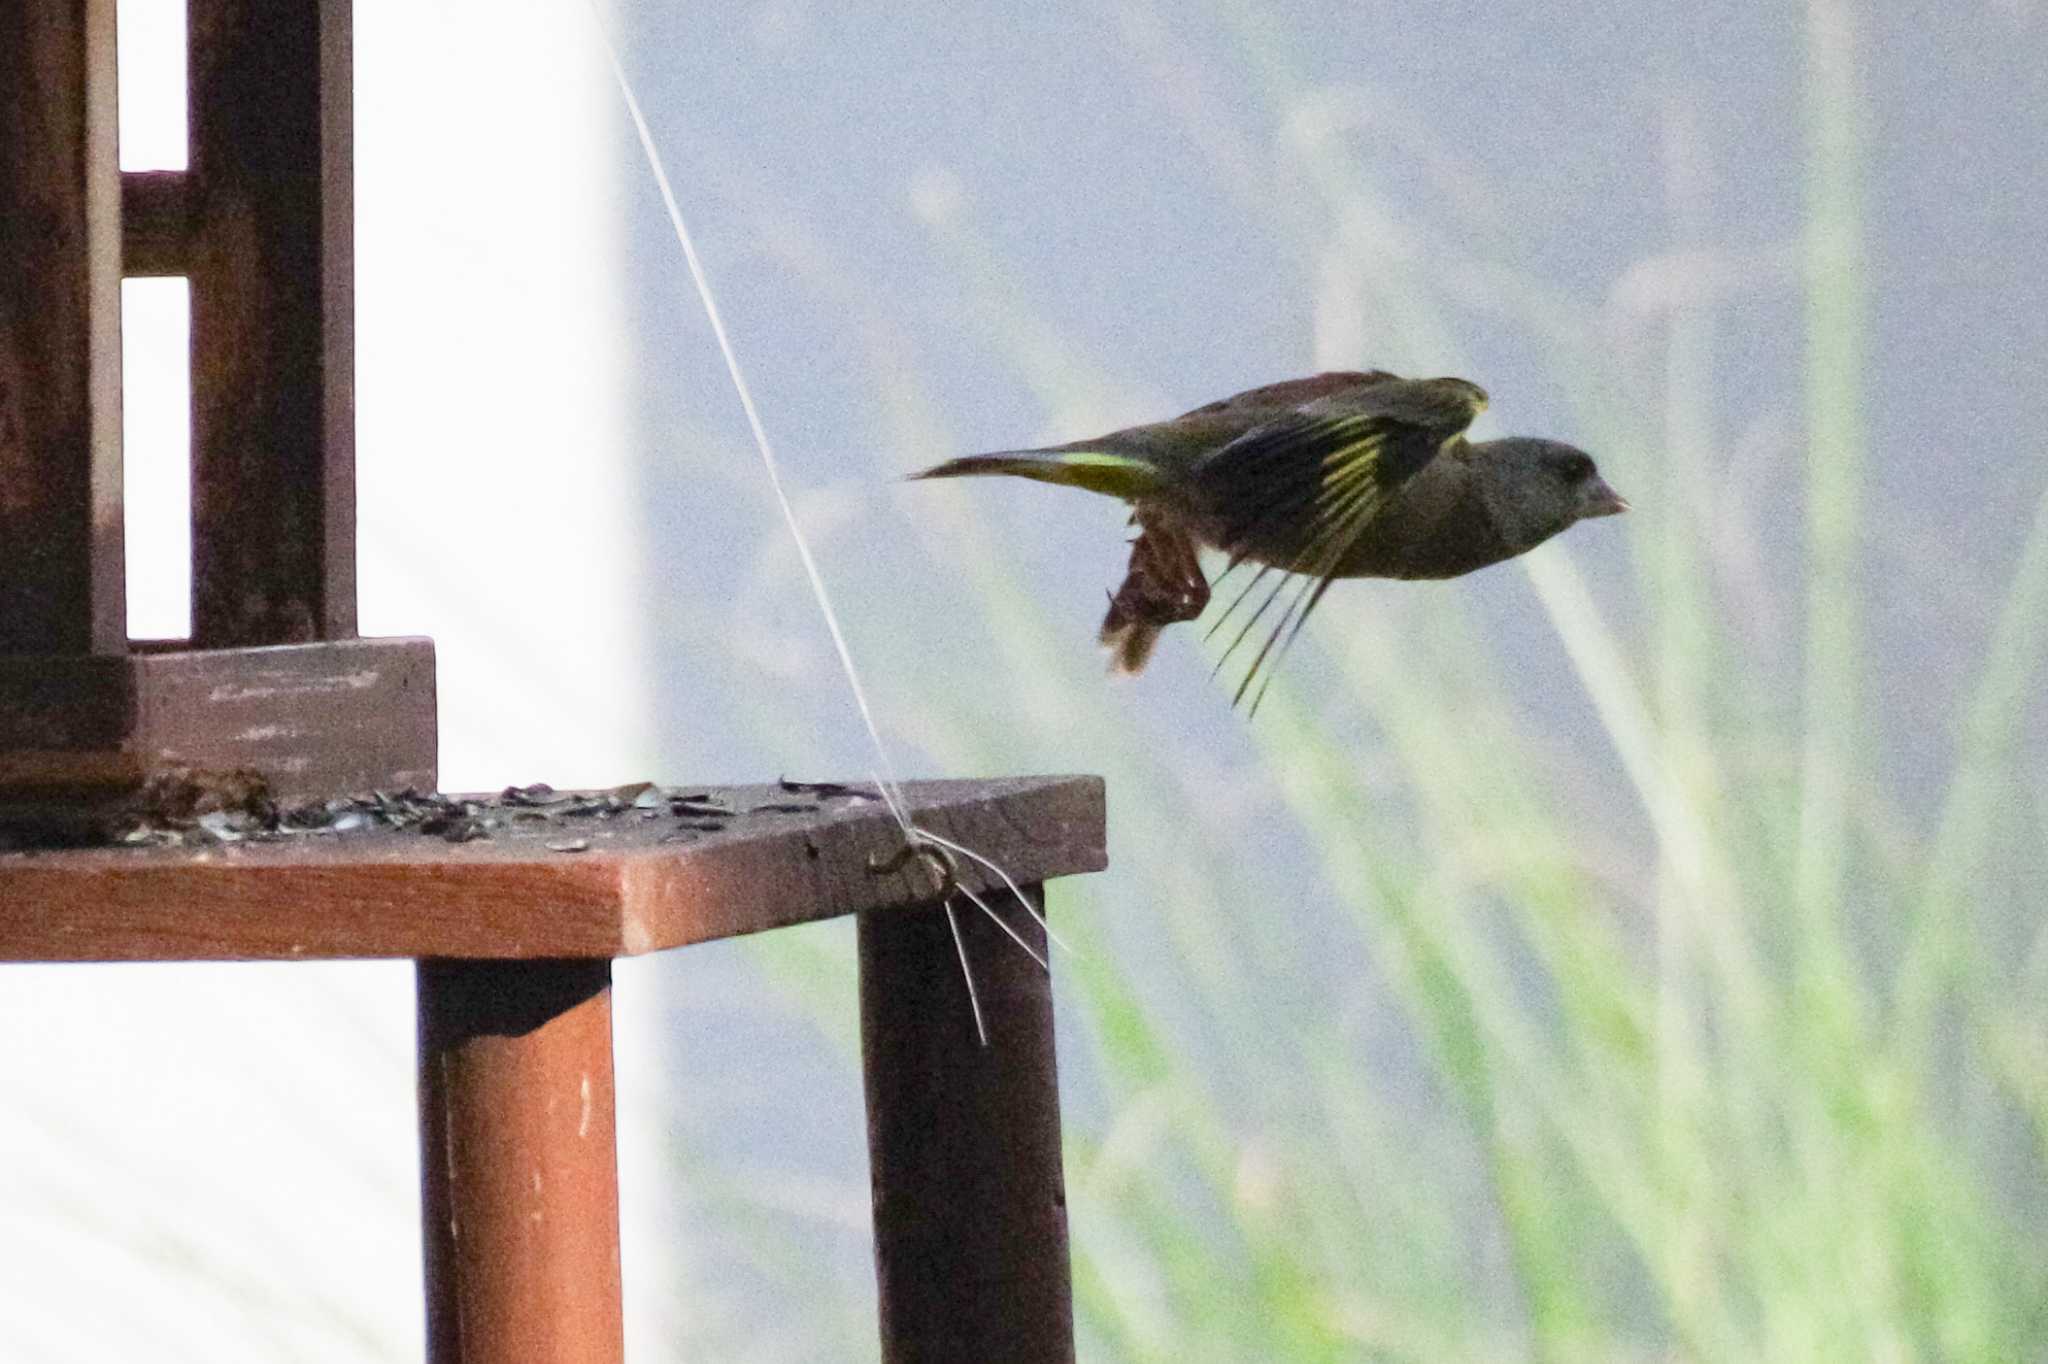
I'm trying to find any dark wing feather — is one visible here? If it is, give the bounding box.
[1174,370,1399,420]
[1194,377,1487,709]
[1352,375,1488,431]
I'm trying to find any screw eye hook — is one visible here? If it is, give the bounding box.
[867,836,961,901]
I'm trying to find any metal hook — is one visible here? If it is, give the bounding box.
[867,835,961,901]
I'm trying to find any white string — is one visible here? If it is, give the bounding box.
[911,826,1074,957]
[943,898,989,1043]
[583,6,1067,1043]
[587,11,909,826]
[954,881,1050,972]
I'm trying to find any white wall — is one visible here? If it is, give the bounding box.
[0,4,643,1359]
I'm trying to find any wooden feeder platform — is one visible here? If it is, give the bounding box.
[0,3,1107,1360]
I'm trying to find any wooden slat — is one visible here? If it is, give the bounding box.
[0,0,125,655]
[121,170,194,276]
[0,776,1106,961]
[0,637,437,801]
[186,0,355,644]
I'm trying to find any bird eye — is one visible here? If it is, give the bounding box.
[1561,453,1594,482]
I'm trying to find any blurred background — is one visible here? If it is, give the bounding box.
[3,0,2046,1359]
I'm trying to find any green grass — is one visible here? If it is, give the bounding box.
[643,2,2048,1358]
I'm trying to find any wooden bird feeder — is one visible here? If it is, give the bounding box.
[0,4,1105,1359]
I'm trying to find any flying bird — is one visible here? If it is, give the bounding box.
[911,370,1627,709]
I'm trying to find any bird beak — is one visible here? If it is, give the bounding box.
[1580,477,1630,519]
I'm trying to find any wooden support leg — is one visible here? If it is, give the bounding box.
[417,958,624,1364]
[858,885,1075,1364]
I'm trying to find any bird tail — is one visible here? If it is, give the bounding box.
[907,447,1167,501]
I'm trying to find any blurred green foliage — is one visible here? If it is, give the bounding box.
[634,1,2048,1359]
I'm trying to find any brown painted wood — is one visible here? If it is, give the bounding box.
[0,776,1106,961]
[0,0,125,655]
[0,637,437,800]
[121,170,194,276]
[187,0,356,644]
[418,958,623,1364]
[860,885,1075,1363]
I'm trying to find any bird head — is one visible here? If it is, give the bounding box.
[1472,437,1629,550]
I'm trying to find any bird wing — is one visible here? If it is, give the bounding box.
[1199,376,1485,570]
[1348,375,1488,432]
[1173,369,1400,420]
[1195,376,1487,710]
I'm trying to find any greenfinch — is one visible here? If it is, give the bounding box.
[915,370,1626,708]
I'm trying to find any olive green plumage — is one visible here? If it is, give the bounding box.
[912,370,1627,707]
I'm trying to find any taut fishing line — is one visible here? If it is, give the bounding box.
[582,6,1068,1044]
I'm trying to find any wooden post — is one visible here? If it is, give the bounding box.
[417,958,625,1364]
[859,886,1076,1364]
[187,0,356,644]
[0,0,125,655]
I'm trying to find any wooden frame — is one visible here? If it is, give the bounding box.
[0,4,1103,1358]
